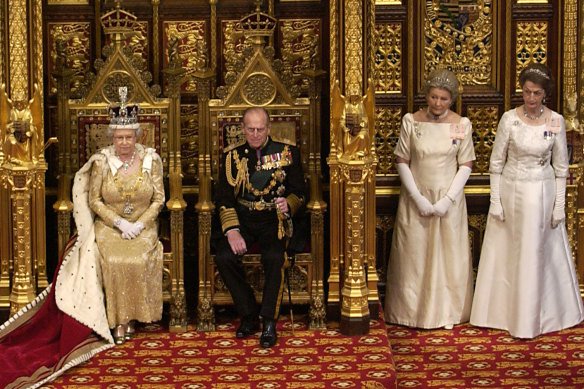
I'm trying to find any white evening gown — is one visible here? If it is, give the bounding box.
[470,108,584,338]
[385,113,475,328]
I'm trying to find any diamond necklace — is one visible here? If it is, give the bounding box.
[118,150,136,173]
[523,106,544,121]
[427,107,449,121]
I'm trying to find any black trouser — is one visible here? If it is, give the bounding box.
[214,208,286,320]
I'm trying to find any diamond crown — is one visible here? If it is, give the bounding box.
[108,87,139,129]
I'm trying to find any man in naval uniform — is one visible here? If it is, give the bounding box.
[215,107,305,348]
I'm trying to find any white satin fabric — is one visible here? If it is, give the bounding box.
[471,108,584,338]
[385,113,476,328]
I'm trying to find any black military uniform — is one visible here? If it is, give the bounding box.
[215,136,305,324]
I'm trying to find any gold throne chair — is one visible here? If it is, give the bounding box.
[53,4,187,332]
[195,5,327,331]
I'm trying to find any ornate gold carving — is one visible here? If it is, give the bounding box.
[210,0,218,72]
[48,23,91,95]
[280,19,321,93]
[466,105,499,175]
[562,0,577,123]
[515,21,548,91]
[330,76,377,333]
[242,73,276,105]
[0,2,5,88]
[0,84,52,312]
[125,21,149,63]
[565,92,582,134]
[375,106,402,175]
[222,20,248,79]
[374,22,402,94]
[424,0,494,86]
[9,0,29,101]
[196,295,215,332]
[180,104,199,180]
[581,1,584,123]
[33,0,43,116]
[345,0,364,94]
[164,21,207,93]
[47,0,88,4]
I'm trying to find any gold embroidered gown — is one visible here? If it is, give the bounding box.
[88,145,164,328]
[385,113,476,328]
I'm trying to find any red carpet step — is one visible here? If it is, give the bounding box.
[42,314,396,389]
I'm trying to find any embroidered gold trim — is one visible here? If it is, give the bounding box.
[226,150,249,197]
[219,206,240,232]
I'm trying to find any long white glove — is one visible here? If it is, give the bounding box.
[123,221,145,240]
[488,173,505,221]
[552,177,566,228]
[397,163,434,216]
[433,165,472,217]
[115,218,142,239]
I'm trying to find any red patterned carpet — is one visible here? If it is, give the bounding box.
[41,313,396,389]
[387,322,584,388]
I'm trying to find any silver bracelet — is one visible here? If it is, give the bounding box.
[114,217,122,227]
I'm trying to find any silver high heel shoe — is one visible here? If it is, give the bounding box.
[113,324,126,345]
[124,320,136,340]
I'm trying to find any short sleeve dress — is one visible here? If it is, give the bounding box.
[384,113,476,328]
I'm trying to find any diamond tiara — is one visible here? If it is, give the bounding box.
[524,67,550,80]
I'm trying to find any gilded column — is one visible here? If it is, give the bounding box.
[328,0,377,334]
[194,68,216,332]
[52,41,74,258]
[327,0,342,321]
[162,50,188,333]
[303,68,328,329]
[8,0,28,101]
[152,0,160,85]
[9,171,35,315]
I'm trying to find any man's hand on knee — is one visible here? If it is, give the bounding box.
[226,229,247,256]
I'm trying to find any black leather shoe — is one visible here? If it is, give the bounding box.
[260,318,277,348]
[236,315,260,338]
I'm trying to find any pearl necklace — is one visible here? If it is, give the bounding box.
[118,150,136,173]
[427,107,449,121]
[523,106,544,121]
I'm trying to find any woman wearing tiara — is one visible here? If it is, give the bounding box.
[470,63,584,338]
[0,88,165,387]
[385,68,475,329]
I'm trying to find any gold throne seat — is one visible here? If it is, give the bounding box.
[53,4,187,332]
[195,11,327,330]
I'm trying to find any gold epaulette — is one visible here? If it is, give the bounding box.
[223,139,246,153]
[286,193,304,216]
[219,206,240,233]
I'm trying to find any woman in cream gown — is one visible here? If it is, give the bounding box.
[470,64,584,338]
[385,69,475,329]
